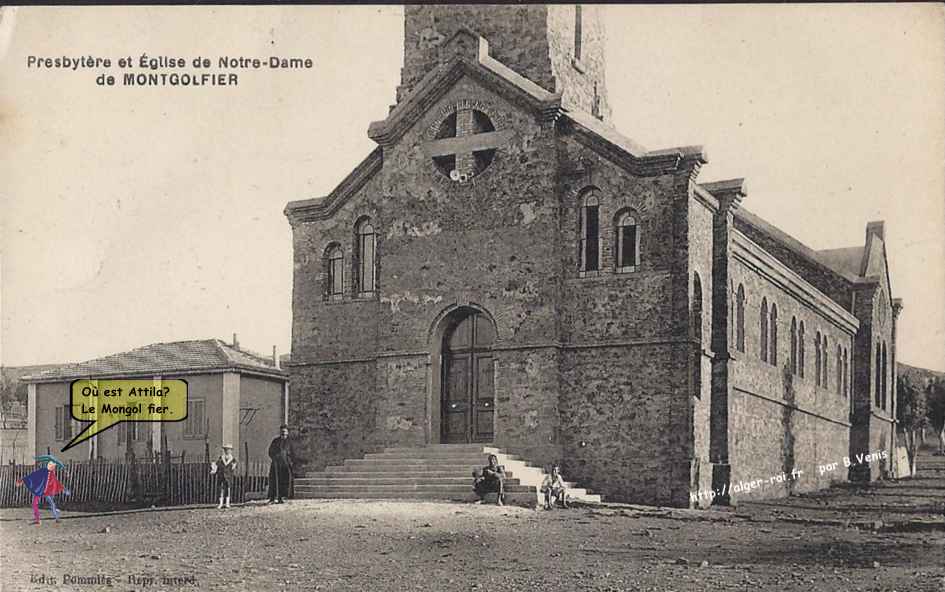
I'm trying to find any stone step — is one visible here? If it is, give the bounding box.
[297,476,523,486]
[293,490,546,505]
[295,483,539,494]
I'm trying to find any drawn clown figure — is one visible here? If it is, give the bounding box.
[16,454,70,524]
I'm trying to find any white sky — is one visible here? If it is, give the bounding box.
[1,5,943,372]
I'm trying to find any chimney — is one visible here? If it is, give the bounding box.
[232,333,239,349]
[866,220,885,242]
[272,345,279,369]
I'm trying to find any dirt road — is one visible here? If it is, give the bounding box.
[2,499,942,592]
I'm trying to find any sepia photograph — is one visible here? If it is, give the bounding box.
[1,4,943,591]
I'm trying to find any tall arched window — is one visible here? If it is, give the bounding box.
[354,218,376,295]
[842,348,849,398]
[798,321,806,378]
[574,4,583,61]
[760,298,769,362]
[790,317,798,375]
[875,342,882,407]
[736,285,746,353]
[815,332,822,387]
[692,273,703,342]
[615,211,640,271]
[769,304,778,366]
[579,190,600,273]
[822,335,828,390]
[325,245,344,300]
[836,344,843,395]
[882,341,889,409]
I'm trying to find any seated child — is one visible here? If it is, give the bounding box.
[541,464,568,510]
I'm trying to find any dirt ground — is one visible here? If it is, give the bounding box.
[1,498,943,592]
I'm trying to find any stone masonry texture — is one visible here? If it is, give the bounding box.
[285,6,898,506]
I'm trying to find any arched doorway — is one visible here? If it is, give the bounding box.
[440,309,496,443]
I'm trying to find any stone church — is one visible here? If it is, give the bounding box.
[284,5,901,506]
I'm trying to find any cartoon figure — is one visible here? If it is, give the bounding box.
[16,454,70,524]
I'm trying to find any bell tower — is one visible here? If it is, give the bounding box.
[398,4,611,122]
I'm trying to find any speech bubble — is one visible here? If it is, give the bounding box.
[62,379,188,452]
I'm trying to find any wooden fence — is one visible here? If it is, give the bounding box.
[0,458,271,509]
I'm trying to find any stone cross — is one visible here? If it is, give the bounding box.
[423,108,513,180]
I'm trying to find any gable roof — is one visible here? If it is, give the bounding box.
[21,340,286,383]
[815,246,866,279]
[285,30,706,224]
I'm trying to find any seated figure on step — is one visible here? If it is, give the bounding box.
[541,464,569,510]
[473,454,505,506]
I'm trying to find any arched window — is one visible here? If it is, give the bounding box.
[574,4,583,61]
[760,298,769,362]
[842,348,849,398]
[325,244,344,300]
[579,190,601,273]
[615,211,640,271]
[836,344,843,395]
[736,285,746,353]
[790,317,798,375]
[769,304,778,366]
[875,342,882,407]
[815,332,822,387]
[882,341,889,409]
[798,321,806,378]
[692,273,703,342]
[822,335,828,390]
[354,218,376,295]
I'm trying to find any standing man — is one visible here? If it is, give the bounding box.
[267,424,293,504]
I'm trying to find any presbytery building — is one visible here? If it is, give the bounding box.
[285,5,901,506]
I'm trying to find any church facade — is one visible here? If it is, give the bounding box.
[285,6,901,506]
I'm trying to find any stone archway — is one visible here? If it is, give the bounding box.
[429,305,497,444]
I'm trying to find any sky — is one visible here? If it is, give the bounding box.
[1,5,943,371]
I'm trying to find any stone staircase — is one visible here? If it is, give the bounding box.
[293,444,602,507]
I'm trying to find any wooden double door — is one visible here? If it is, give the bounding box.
[441,311,495,444]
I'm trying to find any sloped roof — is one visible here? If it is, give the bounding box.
[21,340,286,383]
[815,246,866,278]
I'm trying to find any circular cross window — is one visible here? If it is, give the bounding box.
[431,109,497,183]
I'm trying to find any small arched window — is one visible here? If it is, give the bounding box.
[760,298,769,362]
[325,244,344,300]
[769,304,778,366]
[615,211,640,272]
[579,190,601,273]
[354,218,376,295]
[736,285,746,353]
[790,317,798,375]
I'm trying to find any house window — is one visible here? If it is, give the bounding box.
[579,190,600,273]
[325,245,344,300]
[615,211,639,271]
[116,420,140,443]
[760,298,769,362]
[769,304,778,366]
[55,405,73,442]
[355,218,376,295]
[184,398,206,439]
[574,5,583,62]
[736,285,745,353]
